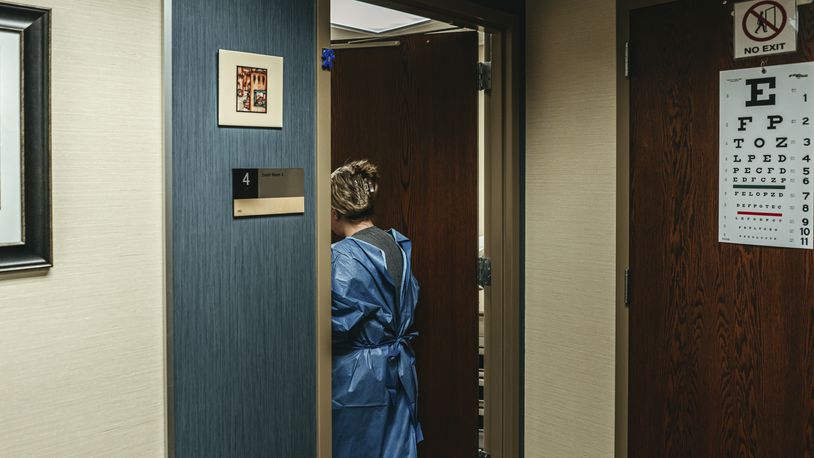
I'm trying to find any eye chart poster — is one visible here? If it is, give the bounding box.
[720,62,814,249]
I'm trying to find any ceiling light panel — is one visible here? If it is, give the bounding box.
[331,0,430,34]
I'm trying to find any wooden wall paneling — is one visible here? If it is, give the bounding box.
[629,2,814,456]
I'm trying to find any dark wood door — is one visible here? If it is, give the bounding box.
[630,1,814,456]
[331,32,479,457]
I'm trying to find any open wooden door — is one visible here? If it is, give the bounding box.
[331,31,479,457]
[629,1,814,456]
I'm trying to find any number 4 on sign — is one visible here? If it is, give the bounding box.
[243,172,251,186]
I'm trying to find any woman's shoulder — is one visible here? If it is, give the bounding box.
[331,237,365,258]
[332,230,411,258]
[385,229,412,257]
[386,228,409,242]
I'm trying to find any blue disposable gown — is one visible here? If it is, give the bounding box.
[331,229,423,458]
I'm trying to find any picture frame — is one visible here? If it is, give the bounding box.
[218,49,284,128]
[0,3,51,273]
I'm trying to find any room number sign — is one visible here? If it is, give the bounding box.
[719,62,814,249]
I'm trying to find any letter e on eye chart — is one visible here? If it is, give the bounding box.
[719,62,814,249]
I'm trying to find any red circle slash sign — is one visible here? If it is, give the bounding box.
[743,0,787,42]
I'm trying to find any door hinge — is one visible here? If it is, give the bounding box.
[624,41,630,79]
[477,61,492,91]
[624,267,631,307]
[477,256,492,288]
[478,449,491,458]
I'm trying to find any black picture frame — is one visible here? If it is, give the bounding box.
[0,3,51,273]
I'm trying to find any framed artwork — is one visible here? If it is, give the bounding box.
[218,50,284,128]
[0,3,51,273]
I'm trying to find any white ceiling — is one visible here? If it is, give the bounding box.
[331,0,429,34]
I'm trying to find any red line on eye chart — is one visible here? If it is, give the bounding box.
[737,211,784,217]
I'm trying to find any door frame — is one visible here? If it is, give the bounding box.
[315,1,522,457]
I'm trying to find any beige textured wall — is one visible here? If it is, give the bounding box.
[525,1,617,456]
[0,1,164,456]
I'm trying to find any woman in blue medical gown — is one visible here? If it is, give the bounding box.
[330,160,423,458]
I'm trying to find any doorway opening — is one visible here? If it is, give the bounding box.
[330,2,486,455]
[316,1,521,457]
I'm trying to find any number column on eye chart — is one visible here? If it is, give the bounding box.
[793,88,813,247]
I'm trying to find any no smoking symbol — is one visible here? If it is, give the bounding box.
[743,0,787,42]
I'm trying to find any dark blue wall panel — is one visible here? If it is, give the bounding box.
[171,1,315,456]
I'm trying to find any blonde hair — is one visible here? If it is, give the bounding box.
[331,160,380,221]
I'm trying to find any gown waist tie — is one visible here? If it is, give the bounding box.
[355,331,423,441]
